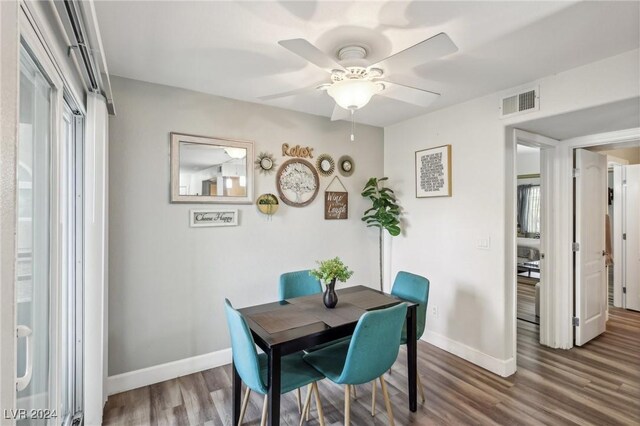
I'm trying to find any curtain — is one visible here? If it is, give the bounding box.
[517,185,541,236]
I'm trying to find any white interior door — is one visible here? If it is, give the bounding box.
[624,165,640,311]
[575,149,608,346]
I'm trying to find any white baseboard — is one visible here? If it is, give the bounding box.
[107,334,516,396]
[422,331,516,377]
[106,348,232,395]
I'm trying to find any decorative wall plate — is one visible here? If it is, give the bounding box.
[316,154,335,177]
[256,193,279,215]
[338,155,355,177]
[255,152,277,174]
[276,159,319,207]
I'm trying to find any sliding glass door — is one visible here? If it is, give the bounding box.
[16,44,84,425]
[16,45,53,425]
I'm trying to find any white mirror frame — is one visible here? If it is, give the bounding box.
[170,132,254,204]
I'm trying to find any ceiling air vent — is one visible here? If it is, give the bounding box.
[500,86,539,118]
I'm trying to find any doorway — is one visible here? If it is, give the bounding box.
[584,143,640,313]
[516,145,542,326]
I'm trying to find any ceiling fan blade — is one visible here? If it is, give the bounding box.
[258,83,327,101]
[372,33,458,71]
[279,39,345,73]
[379,81,440,108]
[331,104,352,122]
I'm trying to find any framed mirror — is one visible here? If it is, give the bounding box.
[171,132,254,204]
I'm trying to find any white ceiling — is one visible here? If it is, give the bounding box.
[95,1,640,127]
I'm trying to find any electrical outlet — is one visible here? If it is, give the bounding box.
[431,305,438,318]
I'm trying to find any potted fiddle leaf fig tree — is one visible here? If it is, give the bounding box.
[361,177,401,291]
[309,257,353,308]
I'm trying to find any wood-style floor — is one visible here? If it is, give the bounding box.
[103,308,640,425]
[517,280,538,325]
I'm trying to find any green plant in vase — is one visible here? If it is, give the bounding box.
[310,257,353,308]
[361,177,401,292]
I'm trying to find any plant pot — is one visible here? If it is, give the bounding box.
[323,279,338,309]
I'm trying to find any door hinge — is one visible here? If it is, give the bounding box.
[572,168,580,178]
[572,242,580,252]
[623,233,627,240]
[623,287,627,294]
[572,317,580,327]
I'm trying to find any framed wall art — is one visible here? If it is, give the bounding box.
[189,209,238,227]
[324,176,348,220]
[415,144,452,198]
[276,158,319,207]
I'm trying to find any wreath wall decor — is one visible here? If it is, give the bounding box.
[338,155,355,177]
[276,158,319,207]
[316,154,335,177]
[255,152,277,175]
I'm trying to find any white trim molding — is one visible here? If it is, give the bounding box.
[0,0,20,417]
[562,127,640,148]
[106,348,232,396]
[422,332,516,377]
[84,94,109,425]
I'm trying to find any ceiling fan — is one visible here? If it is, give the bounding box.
[259,33,458,122]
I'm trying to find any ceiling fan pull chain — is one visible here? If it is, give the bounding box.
[351,109,355,142]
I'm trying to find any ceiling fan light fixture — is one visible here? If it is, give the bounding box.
[327,79,382,111]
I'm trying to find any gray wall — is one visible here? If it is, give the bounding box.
[108,76,384,375]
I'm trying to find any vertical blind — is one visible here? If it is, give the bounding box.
[517,185,541,235]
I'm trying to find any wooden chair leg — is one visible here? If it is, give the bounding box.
[379,376,395,426]
[352,385,357,399]
[344,385,351,426]
[312,382,325,426]
[417,373,426,403]
[371,380,377,416]
[296,388,302,414]
[299,384,314,426]
[260,394,268,426]
[305,383,314,421]
[238,387,251,426]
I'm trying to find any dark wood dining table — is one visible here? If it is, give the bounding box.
[234,285,419,426]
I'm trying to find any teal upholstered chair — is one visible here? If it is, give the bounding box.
[303,303,408,426]
[224,299,326,426]
[278,270,323,412]
[278,270,322,301]
[385,271,430,405]
[280,270,350,353]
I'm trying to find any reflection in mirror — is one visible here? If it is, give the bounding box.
[179,143,247,197]
[171,133,253,203]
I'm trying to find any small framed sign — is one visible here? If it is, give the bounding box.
[189,209,238,227]
[416,144,452,198]
[324,176,348,220]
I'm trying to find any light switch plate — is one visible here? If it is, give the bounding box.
[477,237,491,250]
